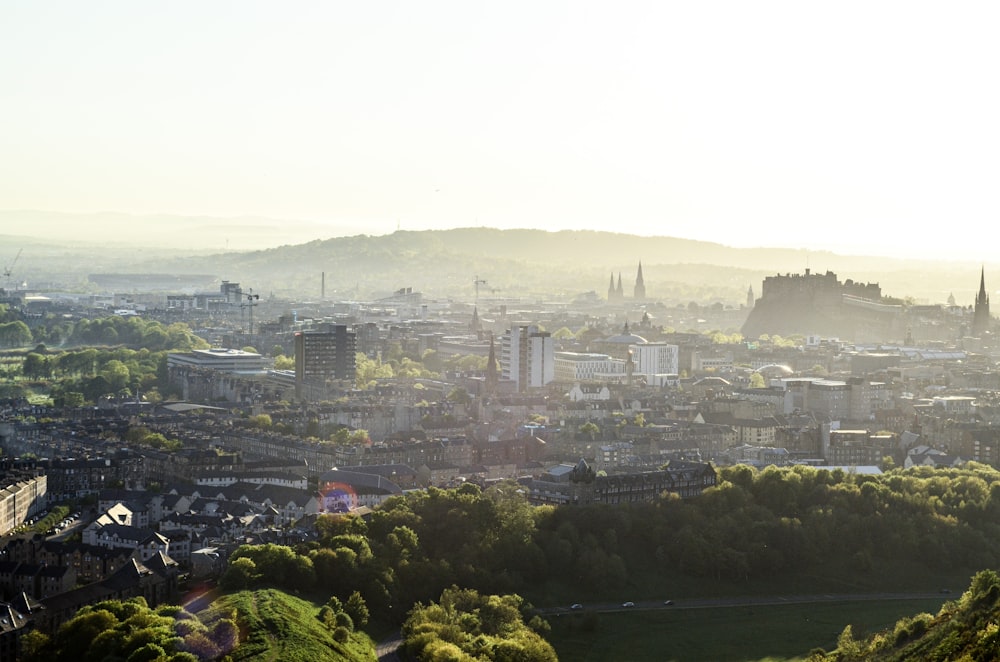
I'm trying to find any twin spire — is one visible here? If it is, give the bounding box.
[608,262,645,302]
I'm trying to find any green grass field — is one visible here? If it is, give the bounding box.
[546,598,949,662]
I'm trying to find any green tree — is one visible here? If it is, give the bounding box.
[220,557,258,591]
[0,320,31,348]
[249,414,273,429]
[100,359,131,391]
[345,591,370,628]
[22,352,51,379]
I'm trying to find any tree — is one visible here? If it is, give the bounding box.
[100,359,131,391]
[0,320,31,348]
[345,591,370,628]
[578,422,600,441]
[249,414,273,429]
[22,352,51,379]
[220,557,258,591]
[60,391,85,408]
[446,387,471,405]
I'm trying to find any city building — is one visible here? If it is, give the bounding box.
[500,323,554,392]
[294,325,357,398]
[630,343,679,381]
[554,352,625,383]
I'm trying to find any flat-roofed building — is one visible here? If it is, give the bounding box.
[554,352,625,382]
[294,325,357,398]
[501,323,554,392]
[167,348,268,373]
[630,343,679,378]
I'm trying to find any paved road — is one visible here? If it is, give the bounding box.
[536,591,952,616]
[376,629,403,662]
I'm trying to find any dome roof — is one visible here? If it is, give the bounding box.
[601,321,647,345]
[603,332,647,344]
[757,364,794,377]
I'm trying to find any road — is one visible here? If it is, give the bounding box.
[535,591,952,616]
[376,629,403,662]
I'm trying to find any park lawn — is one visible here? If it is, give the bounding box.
[546,598,948,662]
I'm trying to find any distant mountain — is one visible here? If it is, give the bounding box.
[2,219,991,307]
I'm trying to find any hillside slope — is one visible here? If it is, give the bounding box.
[820,570,1000,661]
[197,588,377,662]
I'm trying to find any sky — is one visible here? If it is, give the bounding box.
[2,2,999,261]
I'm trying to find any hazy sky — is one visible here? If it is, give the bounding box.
[2,2,999,260]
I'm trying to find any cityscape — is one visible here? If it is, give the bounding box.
[6,2,1000,660]
[0,234,998,659]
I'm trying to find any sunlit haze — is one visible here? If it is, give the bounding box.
[2,2,999,261]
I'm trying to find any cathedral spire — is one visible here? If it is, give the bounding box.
[634,261,646,300]
[485,333,498,392]
[973,266,991,336]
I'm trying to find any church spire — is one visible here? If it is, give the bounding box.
[633,261,646,300]
[485,333,498,393]
[973,266,991,336]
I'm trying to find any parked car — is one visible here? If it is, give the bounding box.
[570,603,583,610]
[663,600,674,605]
[622,602,635,608]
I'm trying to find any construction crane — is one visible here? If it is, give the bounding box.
[3,249,21,290]
[474,275,488,305]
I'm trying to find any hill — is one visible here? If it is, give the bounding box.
[115,228,996,305]
[2,218,992,305]
[818,570,1000,661]
[196,588,377,662]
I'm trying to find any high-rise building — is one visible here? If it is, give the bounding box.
[500,323,554,392]
[294,325,357,398]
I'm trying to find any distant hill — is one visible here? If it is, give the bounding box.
[2,218,992,306]
[136,227,988,306]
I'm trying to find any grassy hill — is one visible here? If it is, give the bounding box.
[818,569,1000,661]
[196,588,377,662]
